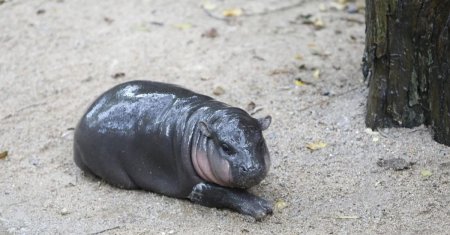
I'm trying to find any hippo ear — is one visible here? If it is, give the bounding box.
[199,121,212,137]
[258,115,272,131]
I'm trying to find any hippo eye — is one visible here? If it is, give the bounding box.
[220,143,235,155]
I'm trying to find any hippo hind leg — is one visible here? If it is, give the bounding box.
[74,144,138,190]
[74,145,96,177]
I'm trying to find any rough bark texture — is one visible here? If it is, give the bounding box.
[363,0,450,145]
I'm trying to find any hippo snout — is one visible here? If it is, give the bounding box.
[239,164,261,173]
[233,164,266,188]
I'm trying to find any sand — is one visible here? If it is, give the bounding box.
[1,0,449,234]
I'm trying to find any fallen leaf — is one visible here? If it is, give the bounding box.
[313,69,320,79]
[201,28,219,38]
[311,48,332,58]
[298,14,314,24]
[319,3,327,12]
[201,1,217,10]
[307,43,317,48]
[329,2,346,11]
[270,69,293,76]
[0,151,8,159]
[136,23,151,32]
[294,77,313,86]
[313,18,325,29]
[421,170,432,177]
[150,21,164,26]
[246,102,256,112]
[275,199,288,211]
[294,78,305,86]
[223,8,242,17]
[306,141,327,151]
[111,72,126,79]
[36,9,46,15]
[103,17,114,24]
[294,54,304,61]
[174,23,192,30]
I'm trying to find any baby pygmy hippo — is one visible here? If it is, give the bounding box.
[74,80,272,219]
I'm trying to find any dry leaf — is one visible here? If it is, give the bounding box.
[246,102,256,112]
[270,69,293,76]
[319,3,327,12]
[421,170,432,177]
[174,23,192,30]
[0,151,8,159]
[294,79,305,86]
[295,54,304,61]
[314,18,325,29]
[294,78,313,86]
[136,23,151,32]
[111,72,125,79]
[307,43,317,48]
[306,141,327,151]
[275,199,288,211]
[329,2,346,11]
[201,28,219,38]
[223,8,242,17]
[313,69,320,79]
[202,1,217,10]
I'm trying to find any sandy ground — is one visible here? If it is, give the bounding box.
[1,0,449,234]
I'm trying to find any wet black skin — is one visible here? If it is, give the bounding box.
[74,80,272,220]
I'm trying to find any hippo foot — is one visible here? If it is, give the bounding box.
[188,182,273,220]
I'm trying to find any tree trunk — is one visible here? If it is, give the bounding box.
[363,0,450,145]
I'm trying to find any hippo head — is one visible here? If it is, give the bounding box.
[192,108,271,189]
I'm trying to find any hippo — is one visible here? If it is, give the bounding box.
[73,80,272,219]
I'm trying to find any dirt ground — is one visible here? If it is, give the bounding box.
[1,0,449,234]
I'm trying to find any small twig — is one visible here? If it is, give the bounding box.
[1,102,47,120]
[341,17,365,25]
[243,1,305,17]
[202,7,227,21]
[298,86,361,113]
[89,226,120,235]
[202,1,305,21]
[16,102,47,112]
[377,128,390,138]
[250,106,264,115]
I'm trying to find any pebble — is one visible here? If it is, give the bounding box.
[60,208,69,215]
[212,86,225,96]
[347,3,358,14]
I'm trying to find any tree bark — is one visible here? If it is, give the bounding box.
[363,0,450,145]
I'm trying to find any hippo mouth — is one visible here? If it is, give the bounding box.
[191,139,231,187]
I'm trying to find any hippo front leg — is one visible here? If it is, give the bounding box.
[188,183,273,220]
